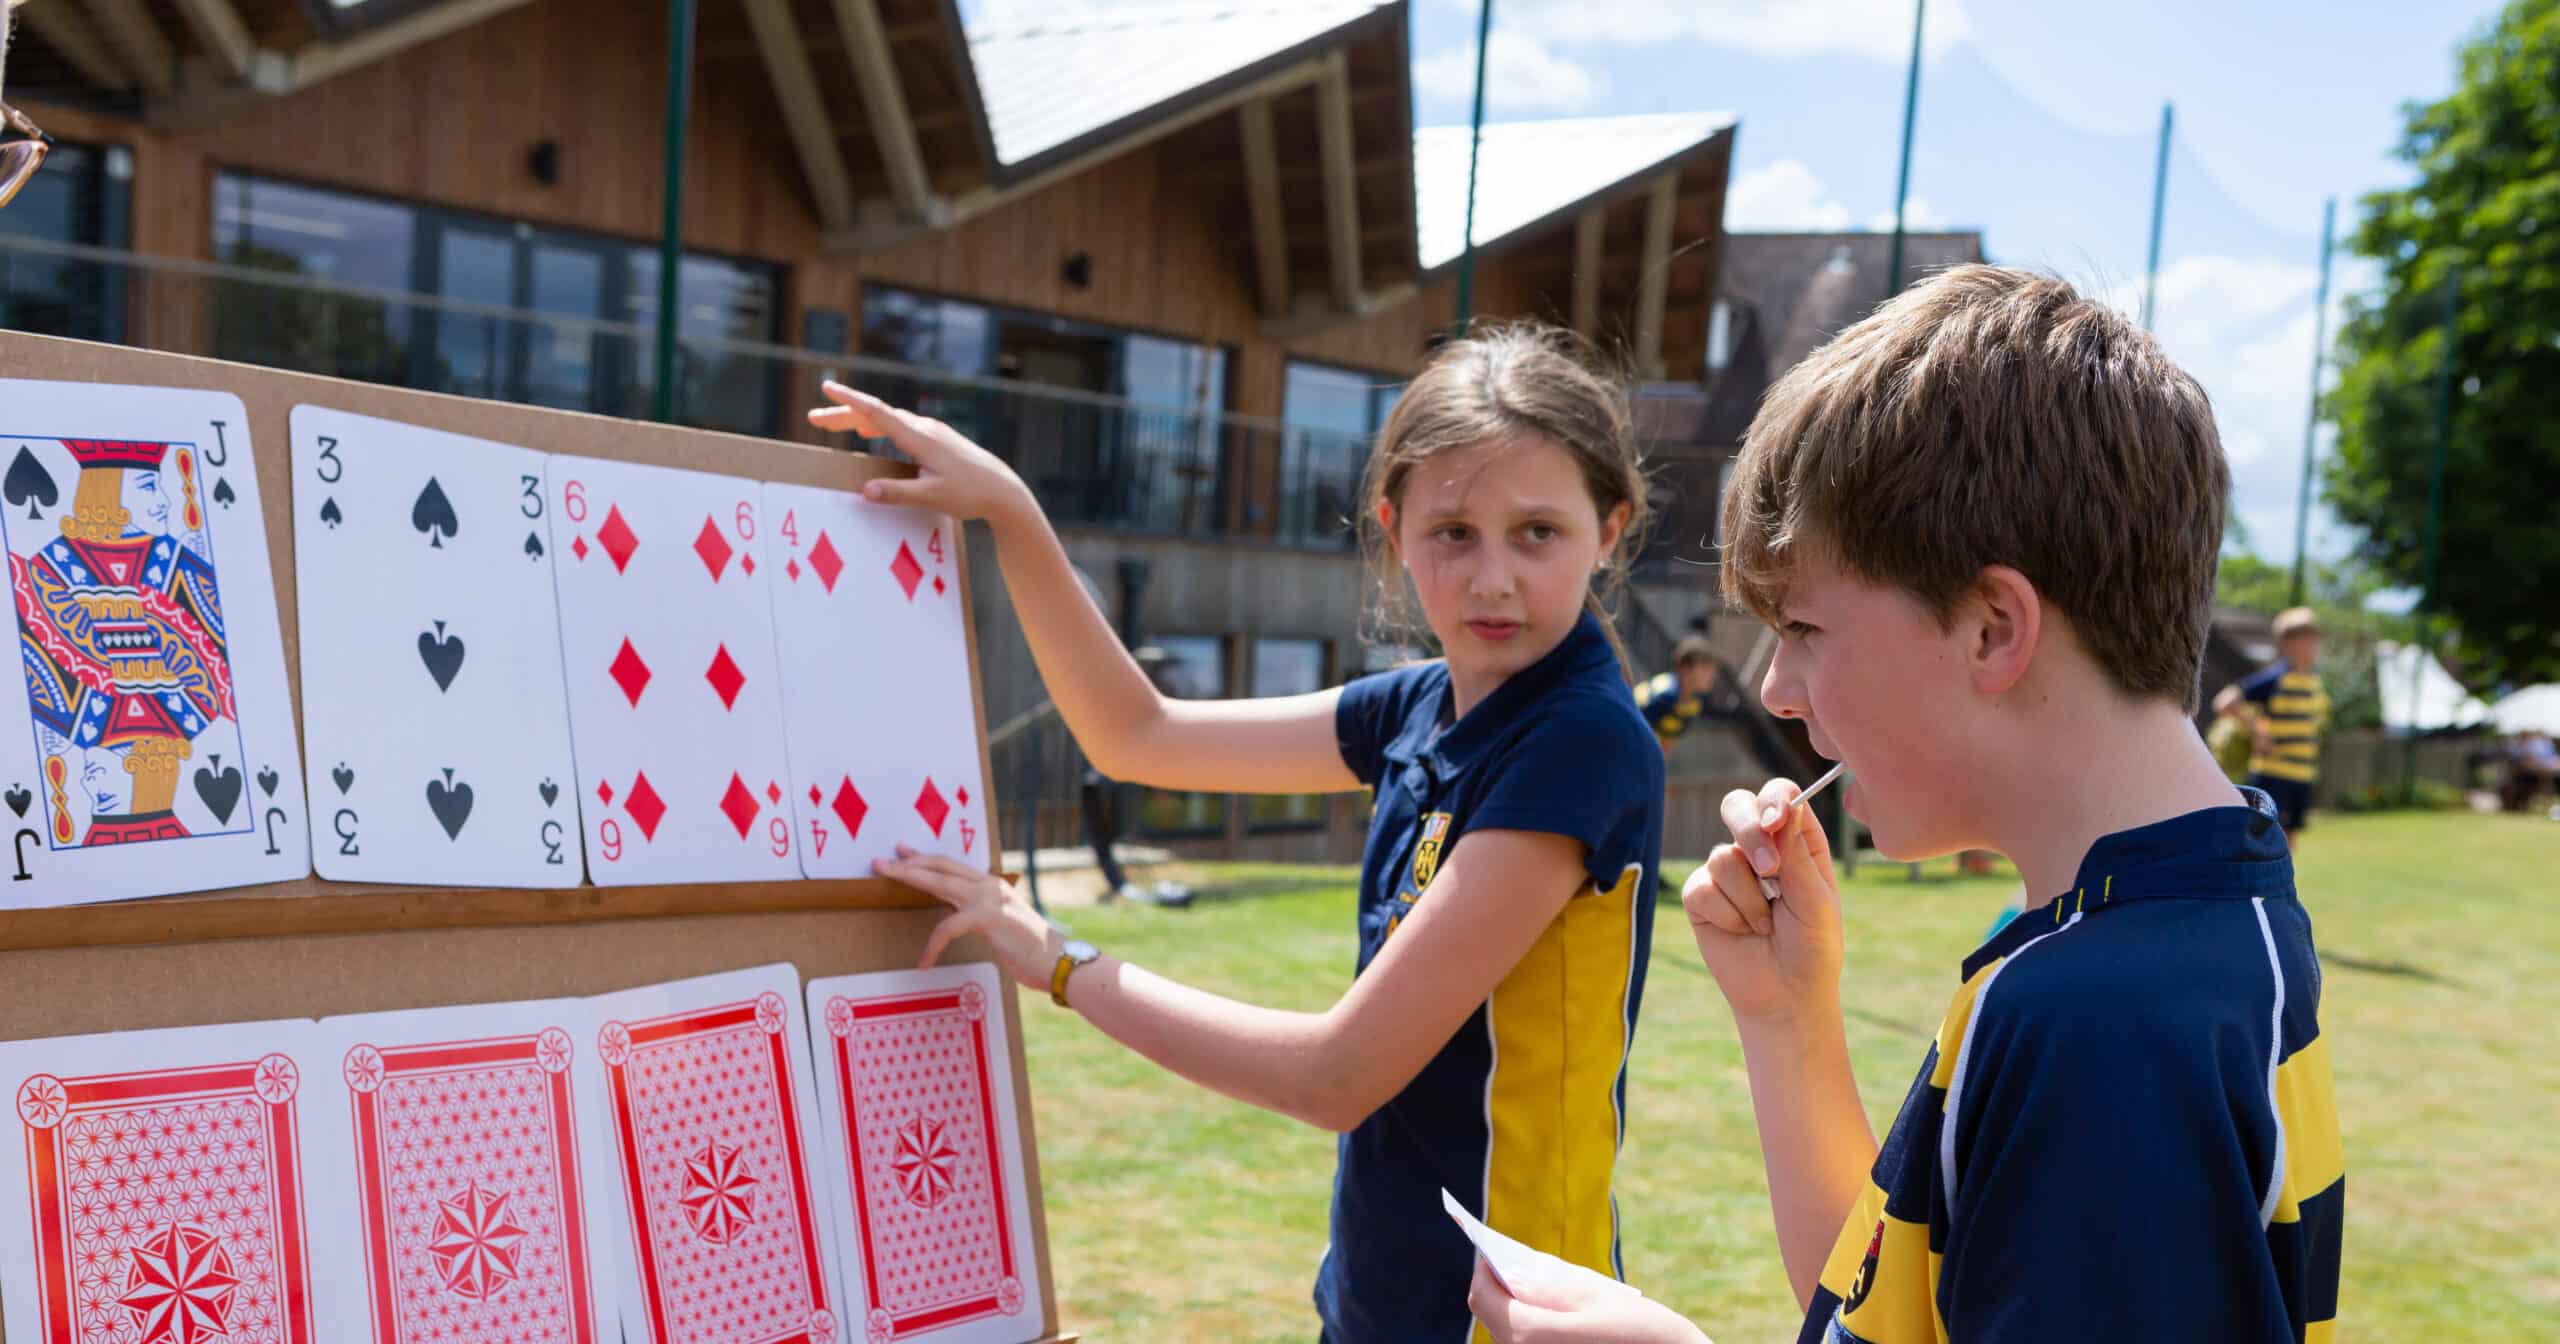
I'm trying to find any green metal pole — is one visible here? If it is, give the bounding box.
[2403,265,2460,805]
[2288,197,2335,607]
[1453,0,1495,328]
[2141,102,2173,331]
[651,0,696,424]
[1885,0,1926,295]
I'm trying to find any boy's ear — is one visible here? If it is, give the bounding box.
[1965,564,2041,696]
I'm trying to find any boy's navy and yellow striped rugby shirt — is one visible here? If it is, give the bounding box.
[1801,791,2342,1343]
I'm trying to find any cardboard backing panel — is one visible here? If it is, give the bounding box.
[0,332,1069,1342]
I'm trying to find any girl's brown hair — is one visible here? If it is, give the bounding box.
[1353,321,1651,676]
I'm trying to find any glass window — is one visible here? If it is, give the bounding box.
[625,250,784,437]
[1120,334,1229,535]
[213,174,418,385]
[1247,638,1329,831]
[1279,361,1401,548]
[210,173,782,432]
[1138,634,1229,837]
[0,141,130,343]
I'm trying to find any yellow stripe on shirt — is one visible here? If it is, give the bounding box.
[1477,865,1640,1342]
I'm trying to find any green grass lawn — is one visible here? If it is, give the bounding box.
[1019,811,2558,1340]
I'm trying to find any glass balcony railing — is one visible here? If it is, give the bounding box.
[0,236,1375,550]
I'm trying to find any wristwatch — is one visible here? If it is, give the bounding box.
[1049,939,1100,1008]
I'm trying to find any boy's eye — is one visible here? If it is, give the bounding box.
[1782,620,1818,640]
[1521,522,1559,543]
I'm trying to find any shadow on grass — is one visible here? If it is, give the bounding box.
[2324,951,2455,985]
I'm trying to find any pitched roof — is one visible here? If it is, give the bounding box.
[1412,112,1737,271]
[967,0,1393,176]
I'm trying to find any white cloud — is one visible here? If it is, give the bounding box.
[1726,159,1853,231]
[1413,31,1600,112]
[1485,0,1970,64]
[2100,253,2367,565]
[1865,196,1950,231]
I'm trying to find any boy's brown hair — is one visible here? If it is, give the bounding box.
[1719,264,2228,710]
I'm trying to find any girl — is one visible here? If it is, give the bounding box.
[810,326,1667,1343]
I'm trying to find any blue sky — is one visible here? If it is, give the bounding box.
[972,0,2498,573]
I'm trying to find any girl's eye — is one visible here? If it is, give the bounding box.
[1522,523,1559,543]
[1434,525,1471,543]
[1782,620,1818,640]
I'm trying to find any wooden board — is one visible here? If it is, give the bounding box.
[0,330,1073,1342]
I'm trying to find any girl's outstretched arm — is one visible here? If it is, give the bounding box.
[880,827,1590,1132]
[812,383,1359,797]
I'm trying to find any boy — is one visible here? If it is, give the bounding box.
[1468,265,2342,1343]
[1638,634,1745,755]
[2216,607,2329,838]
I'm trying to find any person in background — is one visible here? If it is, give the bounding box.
[2206,690,2259,784]
[2216,606,2329,840]
[1637,633,1747,756]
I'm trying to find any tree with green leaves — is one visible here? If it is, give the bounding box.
[2326,0,2560,688]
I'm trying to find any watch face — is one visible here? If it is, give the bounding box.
[1063,939,1098,962]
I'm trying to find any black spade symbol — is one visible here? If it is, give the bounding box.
[426,768,474,840]
[524,530,545,560]
[256,766,279,797]
[411,478,459,548]
[194,754,244,825]
[417,621,466,692]
[319,497,344,528]
[538,778,560,807]
[331,763,355,794]
[3,785,29,818]
[4,448,58,521]
[211,477,237,509]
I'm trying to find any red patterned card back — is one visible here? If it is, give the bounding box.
[15,1056,318,1344]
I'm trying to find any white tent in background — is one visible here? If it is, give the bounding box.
[2376,640,2493,733]
[2491,684,2560,736]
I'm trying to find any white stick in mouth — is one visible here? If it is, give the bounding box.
[1759,762,1848,902]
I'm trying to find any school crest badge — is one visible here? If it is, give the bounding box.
[1411,811,1452,893]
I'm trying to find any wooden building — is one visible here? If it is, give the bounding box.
[1,0,1744,861]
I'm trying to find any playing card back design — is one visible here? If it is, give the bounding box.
[823,985,1022,1342]
[1,437,249,850]
[13,1054,318,1344]
[342,1029,603,1344]
[599,993,835,1344]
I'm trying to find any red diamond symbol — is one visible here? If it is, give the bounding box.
[625,773,667,840]
[890,541,923,601]
[957,786,970,806]
[787,558,802,582]
[609,638,652,707]
[572,535,590,562]
[808,784,821,806]
[934,575,946,596]
[704,644,745,710]
[915,777,949,837]
[597,506,639,573]
[693,517,733,582]
[811,533,845,594]
[741,553,756,577]
[719,773,759,839]
[832,778,868,839]
[766,781,781,804]
[596,780,614,806]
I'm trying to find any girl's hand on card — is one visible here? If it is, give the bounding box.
[1682,778,1844,1025]
[808,382,1036,529]
[1467,1258,1712,1344]
[875,846,1063,992]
